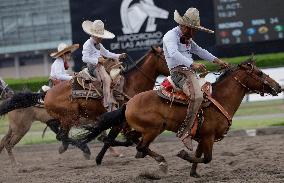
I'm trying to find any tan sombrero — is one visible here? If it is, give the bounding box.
[50,43,79,58]
[174,8,214,34]
[82,20,115,39]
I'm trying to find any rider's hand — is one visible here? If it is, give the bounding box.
[119,53,127,60]
[191,63,207,72]
[213,59,229,69]
[98,57,105,64]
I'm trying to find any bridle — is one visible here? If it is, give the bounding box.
[233,64,276,96]
[0,82,11,99]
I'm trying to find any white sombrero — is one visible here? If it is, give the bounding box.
[82,20,115,39]
[50,43,79,58]
[174,8,214,34]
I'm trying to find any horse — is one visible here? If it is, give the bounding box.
[0,46,169,159]
[0,79,60,165]
[86,58,282,177]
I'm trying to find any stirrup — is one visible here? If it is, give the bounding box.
[180,132,193,151]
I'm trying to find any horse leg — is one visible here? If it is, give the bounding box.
[56,128,70,154]
[136,131,168,174]
[5,132,26,166]
[96,130,122,157]
[190,143,203,178]
[57,126,91,160]
[46,119,60,134]
[95,125,125,165]
[0,128,12,154]
[177,135,214,165]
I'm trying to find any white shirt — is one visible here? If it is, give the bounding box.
[82,38,120,65]
[163,26,217,69]
[50,58,72,80]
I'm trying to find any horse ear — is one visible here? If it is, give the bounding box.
[151,45,157,52]
[151,45,162,53]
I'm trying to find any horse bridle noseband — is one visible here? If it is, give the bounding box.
[233,64,275,96]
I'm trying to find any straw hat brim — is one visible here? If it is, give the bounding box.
[174,10,214,34]
[50,44,79,58]
[82,21,115,39]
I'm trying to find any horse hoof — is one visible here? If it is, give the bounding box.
[176,149,188,159]
[158,162,168,174]
[135,151,146,159]
[96,157,102,165]
[83,153,91,160]
[58,145,68,154]
[190,172,201,178]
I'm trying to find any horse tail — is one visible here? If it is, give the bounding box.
[81,105,127,143]
[97,104,127,129]
[0,92,45,116]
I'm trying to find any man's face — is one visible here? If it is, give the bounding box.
[179,25,196,39]
[92,36,102,44]
[63,52,71,62]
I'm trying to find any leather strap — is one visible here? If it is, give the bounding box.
[201,83,232,123]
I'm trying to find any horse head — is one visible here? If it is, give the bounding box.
[0,78,14,99]
[235,58,282,96]
[150,45,170,76]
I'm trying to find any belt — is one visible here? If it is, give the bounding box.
[170,65,192,72]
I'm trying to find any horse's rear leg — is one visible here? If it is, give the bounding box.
[0,128,12,154]
[57,126,91,159]
[190,143,203,178]
[136,131,168,174]
[5,132,26,166]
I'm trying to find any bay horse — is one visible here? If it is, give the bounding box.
[0,46,169,158]
[88,58,281,177]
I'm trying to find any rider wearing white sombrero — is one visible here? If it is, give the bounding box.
[82,20,127,112]
[49,43,79,86]
[163,8,229,150]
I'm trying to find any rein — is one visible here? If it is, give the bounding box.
[127,50,164,84]
[233,65,275,96]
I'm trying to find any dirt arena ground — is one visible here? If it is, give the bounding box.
[1,134,283,183]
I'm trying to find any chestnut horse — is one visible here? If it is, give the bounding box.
[0,46,169,158]
[88,59,281,177]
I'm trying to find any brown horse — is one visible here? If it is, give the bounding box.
[89,59,281,177]
[0,46,169,158]
[0,79,60,165]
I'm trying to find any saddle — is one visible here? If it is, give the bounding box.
[72,68,103,100]
[156,76,212,139]
[72,67,125,102]
[157,76,232,141]
[156,76,211,105]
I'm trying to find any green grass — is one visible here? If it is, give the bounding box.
[231,117,284,130]
[18,131,57,145]
[0,117,48,134]
[200,52,284,71]
[235,99,284,116]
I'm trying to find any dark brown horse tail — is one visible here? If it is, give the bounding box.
[79,105,127,145]
[98,104,127,128]
[0,92,46,116]
[87,105,126,134]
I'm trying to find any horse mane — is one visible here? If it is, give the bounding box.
[122,49,152,74]
[213,57,256,85]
